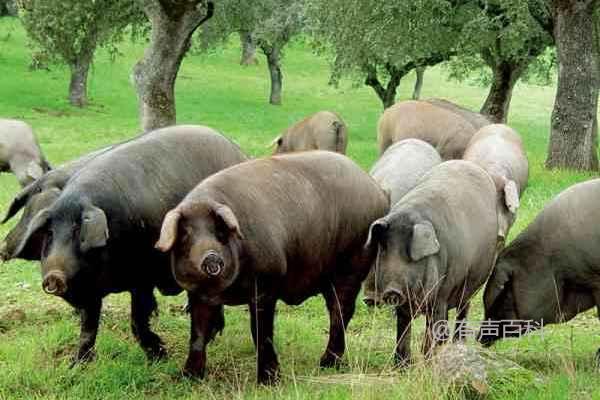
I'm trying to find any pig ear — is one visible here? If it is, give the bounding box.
[2,182,39,224]
[26,161,44,181]
[12,208,51,258]
[80,206,109,252]
[503,180,520,214]
[410,221,440,261]
[155,209,181,252]
[268,135,283,148]
[214,204,244,240]
[364,218,388,249]
[483,262,512,311]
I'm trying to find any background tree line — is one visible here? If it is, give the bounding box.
[1,0,598,170]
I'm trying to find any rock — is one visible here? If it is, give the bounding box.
[431,343,538,395]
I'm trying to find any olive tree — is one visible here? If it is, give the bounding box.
[133,0,214,131]
[200,0,306,105]
[19,0,141,107]
[309,0,464,109]
[448,0,553,123]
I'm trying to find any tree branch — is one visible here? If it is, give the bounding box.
[364,64,386,101]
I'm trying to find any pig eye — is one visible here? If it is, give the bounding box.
[201,251,224,276]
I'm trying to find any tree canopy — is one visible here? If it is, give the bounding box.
[18,0,143,106]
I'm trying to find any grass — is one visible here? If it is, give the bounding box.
[1,16,600,400]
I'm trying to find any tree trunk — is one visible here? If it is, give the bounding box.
[261,44,283,105]
[68,56,92,107]
[239,30,258,66]
[546,0,599,171]
[0,1,7,16]
[412,67,425,100]
[133,1,214,132]
[67,25,98,107]
[480,60,525,123]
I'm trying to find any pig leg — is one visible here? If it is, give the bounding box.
[183,294,224,379]
[453,302,470,342]
[320,277,362,368]
[130,288,167,360]
[394,308,412,367]
[422,302,449,358]
[249,296,279,385]
[71,298,102,367]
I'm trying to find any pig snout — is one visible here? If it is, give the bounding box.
[42,272,68,296]
[382,287,406,307]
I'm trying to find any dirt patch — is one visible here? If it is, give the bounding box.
[32,107,72,117]
[0,307,27,333]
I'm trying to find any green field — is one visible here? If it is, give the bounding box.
[1,17,600,399]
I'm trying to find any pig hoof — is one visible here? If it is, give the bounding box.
[70,349,97,368]
[319,353,344,369]
[145,344,168,361]
[182,361,206,380]
[257,365,280,385]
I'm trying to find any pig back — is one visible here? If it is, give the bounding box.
[201,151,389,275]
[509,179,600,279]
[64,126,247,239]
[370,139,442,206]
[377,101,477,159]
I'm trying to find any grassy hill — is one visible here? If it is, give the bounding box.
[0,17,599,399]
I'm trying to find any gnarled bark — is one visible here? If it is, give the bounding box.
[133,0,214,132]
[546,0,599,171]
[239,30,258,66]
[480,57,526,123]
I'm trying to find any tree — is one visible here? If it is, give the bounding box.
[19,0,141,107]
[239,30,258,65]
[478,1,553,123]
[255,2,305,105]
[310,0,463,109]
[446,0,553,123]
[133,0,214,131]
[546,0,599,170]
[199,0,305,105]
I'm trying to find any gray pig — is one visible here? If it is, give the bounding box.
[377,100,484,159]
[479,179,600,354]
[363,139,442,306]
[463,124,529,243]
[365,160,498,365]
[270,111,348,154]
[155,151,389,384]
[0,119,51,186]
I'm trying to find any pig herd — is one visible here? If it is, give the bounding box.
[0,99,599,385]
